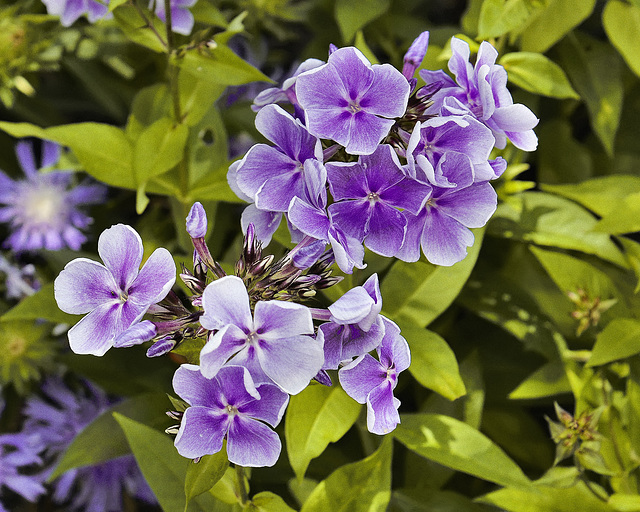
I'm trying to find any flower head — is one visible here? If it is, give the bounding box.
[173,364,289,467]
[296,46,410,155]
[0,140,106,252]
[54,224,176,356]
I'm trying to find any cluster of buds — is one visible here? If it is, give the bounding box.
[546,402,605,470]
[567,288,617,336]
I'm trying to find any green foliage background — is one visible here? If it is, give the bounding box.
[1,0,640,511]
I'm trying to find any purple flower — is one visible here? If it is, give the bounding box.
[41,0,111,26]
[420,38,538,151]
[327,144,431,257]
[234,104,324,213]
[397,151,497,266]
[296,46,410,155]
[151,0,198,35]
[54,224,176,356]
[21,377,155,511]
[0,140,106,253]
[199,275,323,395]
[0,433,46,509]
[186,201,207,239]
[405,117,500,182]
[173,364,289,467]
[0,254,39,300]
[318,274,385,370]
[339,317,410,435]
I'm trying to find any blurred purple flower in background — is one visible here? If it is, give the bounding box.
[54,224,176,356]
[0,140,106,253]
[22,376,155,511]
[0,433,46,511]
[41,0,111,26]
[152,0,198,35]
[173,364,289,466]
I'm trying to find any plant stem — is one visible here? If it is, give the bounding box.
[234,465,249,505]
[132,0,167,48]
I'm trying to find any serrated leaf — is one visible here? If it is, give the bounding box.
[334,0,389,43]
[185,451,229,506]
[587,318,640,367]
[394,413,532,489]
[399,321,466,400]
[285,384,361,480]
[603,0,640,78]
[49,393,171,481]
[381,228,484,328]
[500,52,578,99]
[1,282,75,325]
[520,0,596,53]
[300,437,392,512]
[555,32,623,156]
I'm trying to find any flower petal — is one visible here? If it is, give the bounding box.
[97,224,143,291]
[54,258,117,314]
[128,247,176,306]
[174,406,228,459]
[200,276,253,332]
[199,325,248,379]
[172,364,224,409]
[339,354,385,403]
[254,300,313,340]
[366,381,401,435]
[226,416,281,467]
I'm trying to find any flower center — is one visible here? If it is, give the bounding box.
[367,192,379,204]
[246,331,259,345]
[20,183,66,226]
[226,404,238,416]
[348,101,361,114]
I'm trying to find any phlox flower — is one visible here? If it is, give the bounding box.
[173,364,289,467]
[54,224,176,356]
[339,317,410,435]
[0,433,46,511]
[420,38,538,151]
[326,144,431,257]
[41,0,111,26]
[199,275,323,395]
[0,140,105,253]
[296,46,410,155]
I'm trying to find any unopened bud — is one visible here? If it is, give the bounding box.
[402,31,429,80]
[186,202,207,239]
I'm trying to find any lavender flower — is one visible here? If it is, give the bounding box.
[173,364,289,467]
[54,224,176,356]
[339,317,410,434]
[199,275,323,394]
[398,151,497,266]
[420,38,538,151]
[41,0,111,26]
[295,46,410,155]
[152,0,198,36]
[0,140,106,252]
[0,254,39,300]
[326,144,431,257]
[402,31,430,80]
[21,377,154,511]
[0,433,46,510]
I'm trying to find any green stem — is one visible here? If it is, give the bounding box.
[234,465,250,506]
[132,0,167,48]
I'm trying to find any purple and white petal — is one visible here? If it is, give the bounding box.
[200,276,253,332]
[173,364,225,409]
[174,407,228,459]
[199,325,248,379]
[54,258,118,314]
[128,248,176,306]
[338,354,385,403]
[366,382,401,435]
[254,300,313,340]
[242,383,289,427]
[97,224,144,291]
[420,208,475,266]
[226,416,281,467]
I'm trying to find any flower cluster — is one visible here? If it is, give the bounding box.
[230,33,537,267]
[0,376,154,511]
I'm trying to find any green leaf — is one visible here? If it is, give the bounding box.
[488,191,628,267]
[508,360,571,399]
[334,0,389,43]
[555,32,623,156]
[250,492,296,512]
[112,4,167,53]
[592,191,640,234]
[394,413,532,489]
[300,437,392,512]
[603,0,640,78]
[381,228,484,327]
[1,282,75,325]
[537,120,593,184]
[134,117,188,182]
[478,0,549,39]
[618,237,640,293]
[126,83,171,139]
[587,318,640,367]
[285,383,361,480]
[609,494,640,512]
[499,52,578,99]
[541,175,640,217]
[49,393,171,481]
[392,489,491,512]
[399,321,466,400]
[520,0,596,53]
[354,31,379,65]
[185,451,229,506]
[113,413,218,512]
[108,0,128,11]
[478,482,613,512]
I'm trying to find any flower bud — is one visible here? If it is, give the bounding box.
[186,202,207,239]
[402,31,429,80]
